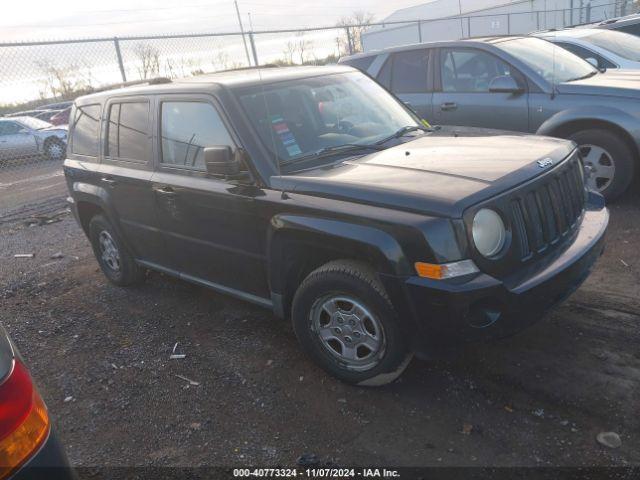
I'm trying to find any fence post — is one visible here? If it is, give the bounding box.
[507,14,510,34]
[248,32,259,66]
[536,10,540,29]
[467,16,471,38]
[417,20,422,43]
[586,2,591,23]
[113,37,126,83]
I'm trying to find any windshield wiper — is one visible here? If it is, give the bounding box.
[375,125,430,145]
[280,143,385,165]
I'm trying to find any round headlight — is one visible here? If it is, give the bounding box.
[472,209,506,258]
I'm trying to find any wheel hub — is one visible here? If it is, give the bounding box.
[579,144,615,192]
[99,231,121,272]
[311,296,385,372]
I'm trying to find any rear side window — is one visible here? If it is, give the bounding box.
[616,23,640,36]
[0,122,21,135]
[344,56,375,73]
[160,101,234,171]
[377,57,392,89]
[106,101,150,162]
[71,104,101,157]
[391,49,429,94]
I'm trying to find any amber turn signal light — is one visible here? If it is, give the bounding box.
[0,361,50,479]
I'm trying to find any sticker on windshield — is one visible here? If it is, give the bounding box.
[271,115,302,157]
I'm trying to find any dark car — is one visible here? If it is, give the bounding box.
[592,13,640,37]
[0,326,73,479]
[49,108,71,126]
[63,66,608,386]
[340,36,640,200]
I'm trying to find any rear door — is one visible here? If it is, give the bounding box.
[384,49,434,120]
[431,47,529,131]
[99,97,166,264]
[151,95,269,298]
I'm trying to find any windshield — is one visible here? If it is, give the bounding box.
[236,72,420,166]
[17,116,52,130]
[583,30,640,61]
[497,37,597,83]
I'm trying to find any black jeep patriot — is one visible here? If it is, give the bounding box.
[64,66,608,386]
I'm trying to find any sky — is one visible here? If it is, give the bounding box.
[1,0,423,42]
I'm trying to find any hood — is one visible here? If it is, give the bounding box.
[272,131,574,218]
[557,69,640,99]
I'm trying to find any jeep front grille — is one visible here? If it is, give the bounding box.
[509,153,586,261]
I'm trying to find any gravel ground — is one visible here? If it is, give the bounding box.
[0,185,638,469]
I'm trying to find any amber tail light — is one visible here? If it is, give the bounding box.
[0,360,50,479]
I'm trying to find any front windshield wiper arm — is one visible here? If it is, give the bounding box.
[375,125,430,145]
[280,143,385,166]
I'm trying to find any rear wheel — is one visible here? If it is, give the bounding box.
[89,214,145,286]
[568,129,635,201]
[292,260,412,386]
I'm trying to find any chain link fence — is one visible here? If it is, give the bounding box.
[0,1,637,219]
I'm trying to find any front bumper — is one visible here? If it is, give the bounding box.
[381,205,608,354]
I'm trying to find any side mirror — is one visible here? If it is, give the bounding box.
[585,57,599,68]
[488,75,524,94]
[204,146,240,176]
[18,128,30,134]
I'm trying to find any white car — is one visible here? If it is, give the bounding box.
[533,28,640,70]
[0,116,67,165]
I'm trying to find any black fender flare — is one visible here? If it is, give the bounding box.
[267,214,412,296]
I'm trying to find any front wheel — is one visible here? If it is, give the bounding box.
[569,129,635,201]
[44,138,66,161]
[292,260,412,386]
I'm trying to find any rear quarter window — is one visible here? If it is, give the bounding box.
[71,104,101,158]
[343,55,376,73]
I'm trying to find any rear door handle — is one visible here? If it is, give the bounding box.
[153,185,176,196]
[440,102,458,111]
[101,176,117,186]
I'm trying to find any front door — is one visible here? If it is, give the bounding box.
[152,97,269,298]
[432,47,530,132]
[0,121,38,160]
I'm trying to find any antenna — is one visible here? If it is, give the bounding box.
[551,40,557,99]
[248,12,286,198]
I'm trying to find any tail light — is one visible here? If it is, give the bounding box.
[0,360,50,479]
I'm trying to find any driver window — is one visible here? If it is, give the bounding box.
[441,48,516,92]
[161,101,234,171]
[0,122,22,135]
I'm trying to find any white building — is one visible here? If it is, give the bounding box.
[362,0,626,51]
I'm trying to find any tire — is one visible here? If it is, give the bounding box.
[292,260,412,386]
[568,129,636,202]
[44,138,66,161]
[89,214,145,287]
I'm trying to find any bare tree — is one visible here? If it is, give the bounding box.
[36,61,93,100]
[133,43,161,79]
[295,32,313,64]
[282,40,297,64]
[336,11,374,54]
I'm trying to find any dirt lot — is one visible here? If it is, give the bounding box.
[0,162,639,469]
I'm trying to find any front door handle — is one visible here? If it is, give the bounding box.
[153,185,176,196]
[101,176,117,186]
[440,102,458,111]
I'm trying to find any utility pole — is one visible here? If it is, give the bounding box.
[234,0,252,66]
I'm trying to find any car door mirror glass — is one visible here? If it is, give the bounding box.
[204,146,240,176]
[488,75,523,94]
[585,57,599,68]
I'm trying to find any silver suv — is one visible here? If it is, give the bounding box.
[341,36,640,200]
